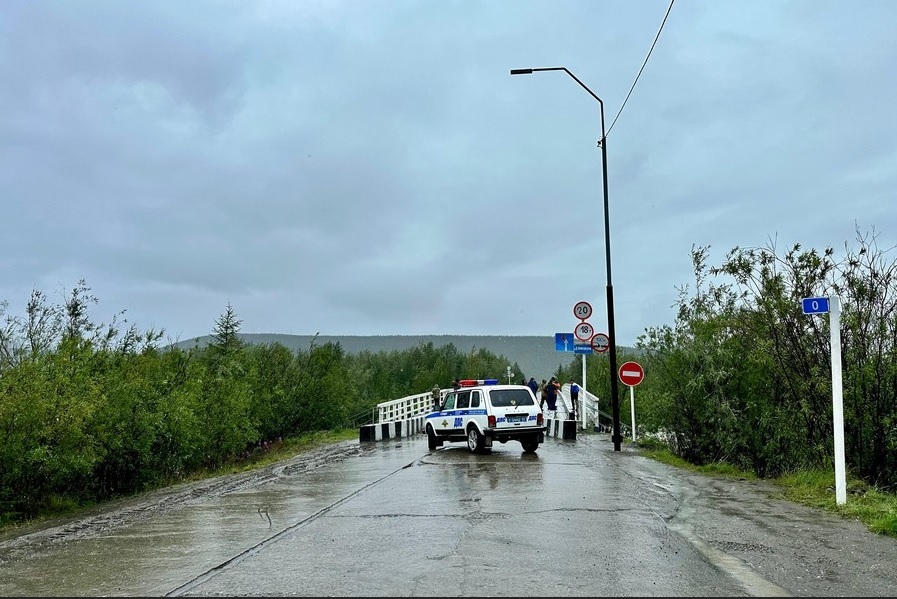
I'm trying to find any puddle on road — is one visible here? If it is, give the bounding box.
[0,440,425,596]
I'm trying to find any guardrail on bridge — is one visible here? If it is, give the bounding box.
[358,384,611,443]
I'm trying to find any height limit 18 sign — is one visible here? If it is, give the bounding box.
[574,321,594,341]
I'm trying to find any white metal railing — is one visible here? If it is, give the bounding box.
[374,385,605,430]
[557,383,607,431]
[375,389,440,425]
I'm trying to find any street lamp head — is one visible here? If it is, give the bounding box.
[510,66,603,110]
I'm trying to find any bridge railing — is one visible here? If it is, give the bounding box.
[558,384,612,431]
[376,390,437,424]
[364,384,613,442]
[373,385,606,427]
[370,384,614,429]
[374,383,610,428]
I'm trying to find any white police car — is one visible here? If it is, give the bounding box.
[425,379,545,453]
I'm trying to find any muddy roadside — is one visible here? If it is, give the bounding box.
[0,439,363,563]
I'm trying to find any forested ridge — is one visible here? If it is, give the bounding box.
[176,333,582,383]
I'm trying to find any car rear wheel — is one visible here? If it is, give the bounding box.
[521,434,539,453]
[467,425,486,453]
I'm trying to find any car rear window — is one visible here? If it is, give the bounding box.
[489,389,535,407]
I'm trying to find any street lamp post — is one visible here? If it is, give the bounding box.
[511,66,623,451]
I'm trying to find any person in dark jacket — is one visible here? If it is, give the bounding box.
[545,377,561,417]
[569,380,580,420]
[527,377,538,398]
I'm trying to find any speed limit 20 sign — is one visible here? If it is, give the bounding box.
[573,301,592,321]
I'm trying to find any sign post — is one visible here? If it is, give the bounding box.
[802,296,846,505]
[573,301,594,429]
[618,361,644,441]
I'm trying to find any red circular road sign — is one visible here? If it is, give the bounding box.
[591,332,610,353]
[574,321,594,341]
[618,361,644,387]
[573,301,592,321]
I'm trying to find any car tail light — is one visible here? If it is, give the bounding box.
[537,413,543,426]
[488,415,497,427]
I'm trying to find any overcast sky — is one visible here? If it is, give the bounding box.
[2,0,895,348]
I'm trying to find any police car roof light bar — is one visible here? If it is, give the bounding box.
[458,379,499,387]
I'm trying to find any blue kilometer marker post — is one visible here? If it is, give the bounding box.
[802,297,830,314]
[800,295,845,505]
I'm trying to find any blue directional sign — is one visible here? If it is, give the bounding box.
[573,344,593,355]
[802,297,830,314]
[555,332,575,352]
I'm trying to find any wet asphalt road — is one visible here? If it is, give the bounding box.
[2,431,897,597]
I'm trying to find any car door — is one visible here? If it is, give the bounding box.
[452,390,471,433]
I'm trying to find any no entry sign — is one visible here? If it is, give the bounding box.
[618,361,644,387]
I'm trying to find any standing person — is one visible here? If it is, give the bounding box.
[452,378,461,391]
[545,377,560,418]
[539,379,548,411]
[527,376,538,398]
[431,384,442,411]
[569,380,580,420]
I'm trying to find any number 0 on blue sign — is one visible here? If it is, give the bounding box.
[801,297,830,314]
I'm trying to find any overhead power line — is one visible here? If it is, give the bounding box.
[606,0,675,138]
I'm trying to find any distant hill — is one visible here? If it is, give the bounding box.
[175,334,583,381]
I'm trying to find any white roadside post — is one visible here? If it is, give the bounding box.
[830,297,846,505]
[618,361,644,441]
[802,295,846,505]
[573,301,594,428]
[581,354,586,427]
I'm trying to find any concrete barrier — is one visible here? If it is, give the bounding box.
[544,417,577,440]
